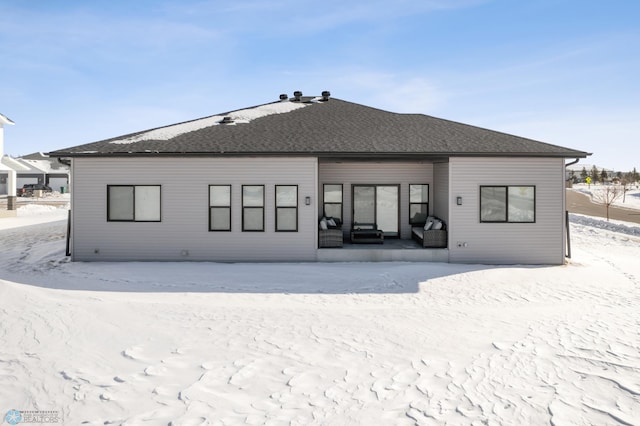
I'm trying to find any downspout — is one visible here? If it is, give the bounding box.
[57,157,72,256]
[564,159,580,259]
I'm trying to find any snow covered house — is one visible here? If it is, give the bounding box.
[48,92,589,264]
[17,152,70,192]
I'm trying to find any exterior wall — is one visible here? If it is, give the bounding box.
[448,157,565,264]
[17,176,39,187]
[433,162,449,224]
[48,176,69,192]
[71,157,318,261]
[319,162,433,239]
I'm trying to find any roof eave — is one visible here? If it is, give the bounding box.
[47,150,591,159]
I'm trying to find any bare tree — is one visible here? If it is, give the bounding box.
[591,185,623,221]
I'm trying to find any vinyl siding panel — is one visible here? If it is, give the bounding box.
[71,157,317,261]
[448,157,565,264]
[433,162,449,224]
[319,162,433,239]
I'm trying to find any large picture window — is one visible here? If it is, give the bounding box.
[323,184,343,221]
[107,185,161,222]
[275,185,298,232]
[409,184,429,225]
[480,186,535,223]
[242,185,264,231]
[209,185,231,231]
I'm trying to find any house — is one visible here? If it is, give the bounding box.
[0,113,18,210]
[48,92,589,264]
[0,114,70,197]
[16,152,70,192]
[0,153,70,196]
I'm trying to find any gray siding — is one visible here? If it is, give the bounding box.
[71,157,318,261]
[433,162,449,223]
[17,177,38,187]
[318,162,433,239]
[448,157,565,264]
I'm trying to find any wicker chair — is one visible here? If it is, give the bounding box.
[411,218,447,248]
[319,228,344,248]
[318,217,343,248]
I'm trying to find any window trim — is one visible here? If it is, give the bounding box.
[275,185,298,232]
[409,183,429,226]
[242,185,265,232]
[209,184,232,232]
[107,184,161,222]
[479,185,536,223]
[323,183,343,221]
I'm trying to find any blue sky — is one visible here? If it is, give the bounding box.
[1,0,638,171]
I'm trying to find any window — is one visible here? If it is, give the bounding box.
[323,184,343,221]
[409,184,429,225]
[107,185,161,222]
[352,184,400,237]
[242,185,264,231]
[480,186,535,223]
[275,185,298,232]
[209,185,231,231]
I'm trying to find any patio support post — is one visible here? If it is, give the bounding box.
[7,169,17,210]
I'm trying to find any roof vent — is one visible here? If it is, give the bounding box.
[293,91,303,102]
[220,116,234,124]
[321,91,331,101]
[279,94,288,101]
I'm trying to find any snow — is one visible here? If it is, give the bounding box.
[0,199,69,231]
[1,206,639,424]
[571,183,640,210]
[110,101,308,145]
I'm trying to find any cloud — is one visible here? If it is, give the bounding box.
[164,0,490,34]
[0,5,221,58]
[332,71,444,112]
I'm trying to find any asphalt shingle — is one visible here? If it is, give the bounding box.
[48,97,589,159]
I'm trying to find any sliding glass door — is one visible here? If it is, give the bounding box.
[352,185,399,237]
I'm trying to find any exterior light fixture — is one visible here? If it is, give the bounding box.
[456,196,463,206]
[305,196,311,205]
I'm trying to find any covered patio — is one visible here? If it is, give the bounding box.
[317,239,449,262]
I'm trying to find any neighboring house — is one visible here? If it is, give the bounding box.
[18,152,70,192]
[0,113,17,198]
[0,155,28,196]
[49,92,589,264]
[0,153,70,195]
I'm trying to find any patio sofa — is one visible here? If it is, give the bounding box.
[412,216,447,248]
[318,217,343,248]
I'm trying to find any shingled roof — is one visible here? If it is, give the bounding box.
[48,95,589,159]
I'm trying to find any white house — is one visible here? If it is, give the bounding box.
[0,113,18,211]
[49,92,589,264]
[16,152,70,192]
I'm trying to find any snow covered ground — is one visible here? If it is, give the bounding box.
[571,183,640,210]
[1,204,639,425]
